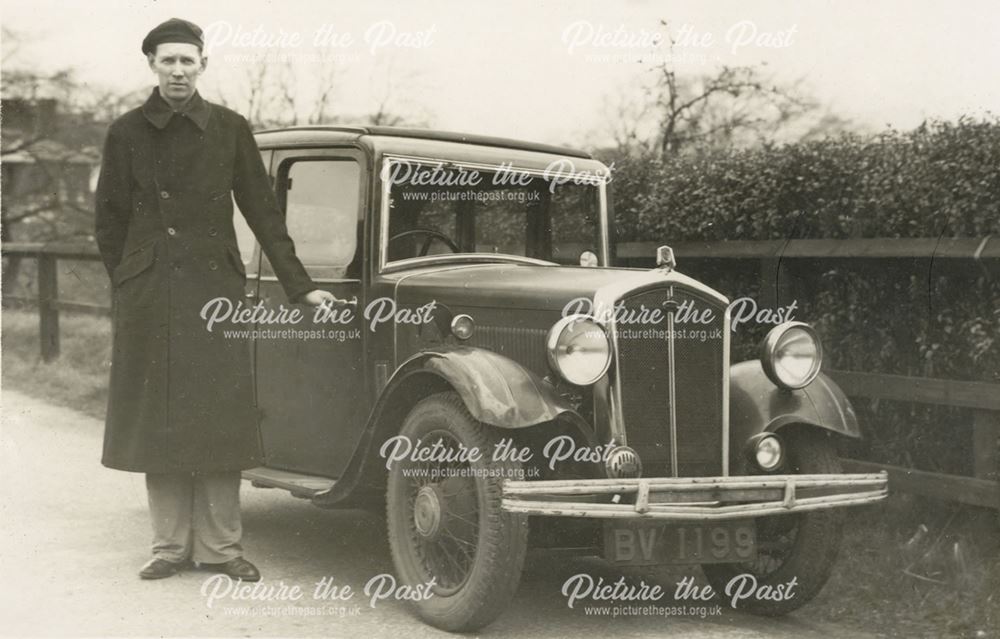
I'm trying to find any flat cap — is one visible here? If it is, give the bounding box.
[141,18,204,56]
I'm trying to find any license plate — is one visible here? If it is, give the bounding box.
[604,520,756,565]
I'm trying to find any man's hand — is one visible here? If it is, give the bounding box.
[299,289,349,307]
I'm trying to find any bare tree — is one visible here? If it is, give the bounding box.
[363,57,412,127]
[2,51,106,238]
[212,53,430,130]
[211,54,343,129]
[654,64,791,155]
[602,90,656,156]
[2,31,109,297]
[308,60,338,125]
[603,24,852,158]
[212,61,281,129]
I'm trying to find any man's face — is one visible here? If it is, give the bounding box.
[147,42,206,105]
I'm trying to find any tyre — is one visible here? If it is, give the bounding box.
[386,391,529,631]
[701,429,845,615]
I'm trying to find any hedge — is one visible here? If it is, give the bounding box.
[598,118,1000,475]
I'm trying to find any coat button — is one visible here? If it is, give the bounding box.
[167,227,177,236]
[208,260,218,271]
[160,190,170,199]
[172,262,181,271]
[208,226,218,236]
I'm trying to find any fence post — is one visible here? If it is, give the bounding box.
[37,253,60,361]
[972,409,999,481]
[760,257,779,308]
[972,410,1000,520]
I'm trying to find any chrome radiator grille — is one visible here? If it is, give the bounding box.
[613,286,727,477]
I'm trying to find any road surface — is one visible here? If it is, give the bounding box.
[0,388,877,638]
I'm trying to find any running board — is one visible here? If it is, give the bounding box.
[242,467,337,498]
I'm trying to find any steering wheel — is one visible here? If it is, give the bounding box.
[388,228,460,257]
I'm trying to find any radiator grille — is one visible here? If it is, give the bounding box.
[614,286,726,477]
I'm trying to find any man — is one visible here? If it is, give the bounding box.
[95,17,337,582]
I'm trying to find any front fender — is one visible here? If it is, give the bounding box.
[416,346,573,428]
[729,360,860,450]
[312,346,579,508]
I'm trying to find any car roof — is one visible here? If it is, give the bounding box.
[253,125,593,160]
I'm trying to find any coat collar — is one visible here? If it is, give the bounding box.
[141,87,210,131]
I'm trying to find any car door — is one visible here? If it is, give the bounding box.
[232,152,264,376]
[253,148,367,477]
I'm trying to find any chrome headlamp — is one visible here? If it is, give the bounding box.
[761,321,823,390]
[546,315,611,386]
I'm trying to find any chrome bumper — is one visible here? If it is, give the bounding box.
[502,473,888,521]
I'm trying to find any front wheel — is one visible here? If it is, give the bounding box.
[701,430,845,616]
[386,391,528,631]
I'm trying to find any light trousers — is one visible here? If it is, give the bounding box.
[145,471,243,564]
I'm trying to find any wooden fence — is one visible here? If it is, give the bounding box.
[3,238,998,510]
[3,242,108,362]
[833,371,999,510]
[622,238,999,511]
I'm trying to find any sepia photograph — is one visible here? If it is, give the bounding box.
[0,1,997,637]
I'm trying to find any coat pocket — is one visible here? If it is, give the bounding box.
[113,244,156,287]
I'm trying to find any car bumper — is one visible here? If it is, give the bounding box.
[501,472,888,521]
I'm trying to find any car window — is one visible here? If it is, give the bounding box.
[232,150,270,272]
[383,159,603,268]
[233,200,257,270]
[264,158,362,280]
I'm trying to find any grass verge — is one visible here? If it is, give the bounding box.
[809,495,998,638]
[2,308,111,419]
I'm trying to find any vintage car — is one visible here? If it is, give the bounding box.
[232,125,888,631]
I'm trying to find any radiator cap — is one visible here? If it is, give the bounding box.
[656,245,676,271]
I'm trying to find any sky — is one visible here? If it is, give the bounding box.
[2,0,999,147]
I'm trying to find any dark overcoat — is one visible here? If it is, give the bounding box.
[95,88,314,473]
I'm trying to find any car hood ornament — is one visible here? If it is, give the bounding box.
[656,245,676,271]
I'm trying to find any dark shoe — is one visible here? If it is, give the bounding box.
[203,557,261,582]
[139,557,186,580]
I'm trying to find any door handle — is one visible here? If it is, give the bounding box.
[245,291,256,299]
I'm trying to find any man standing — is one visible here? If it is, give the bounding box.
[95,18,336,582]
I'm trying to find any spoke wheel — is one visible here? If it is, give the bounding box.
[745,514,801,577]
[402,429,480,595]
[386,391,528,631]
[702,430,845,616]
